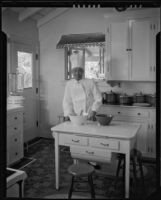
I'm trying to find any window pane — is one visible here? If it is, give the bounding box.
[85,46,105,79]
[17,51,33,88]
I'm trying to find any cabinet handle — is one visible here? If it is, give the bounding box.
[153,66,155,72]
[15,152,18,155]
[100,143,109,147]
[85,150,94,155]
[14,127,17,130]
[148,124,150,129]
[118,111,121,114]
[148,147,150,152]
[71,139,80,143]
[137,113,141,115]
[14,138,17,142]
[14,117,17,120]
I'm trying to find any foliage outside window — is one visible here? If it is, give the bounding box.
[65,46,105,80]
[17,51,33,88]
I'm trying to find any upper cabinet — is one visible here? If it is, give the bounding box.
[105,9,160,82]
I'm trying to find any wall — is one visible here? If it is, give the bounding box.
[38,8,156,138]
[2,9,39,141]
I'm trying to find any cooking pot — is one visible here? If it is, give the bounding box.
[133,92,145,103]
[146,94,156,106]
[119,93,133,105]
[105,90,116,104]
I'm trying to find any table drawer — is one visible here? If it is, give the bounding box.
[64,135,88,146]
[89,138,120,150]
[70,146,111,163]
[7,112,23,126]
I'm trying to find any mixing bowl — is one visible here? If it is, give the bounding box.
[69,115,87,126]
[95,114,113,126]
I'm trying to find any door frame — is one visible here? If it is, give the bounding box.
[7,34,40,142]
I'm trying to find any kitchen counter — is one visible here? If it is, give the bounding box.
[7,104,24,112]
[102,104,156,109]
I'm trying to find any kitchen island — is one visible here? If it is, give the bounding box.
[51,120,140,198]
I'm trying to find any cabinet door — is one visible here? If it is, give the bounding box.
[106,21,129,80]
[130,19,151,81]
[147,122,156,158]
[149,19,159,81]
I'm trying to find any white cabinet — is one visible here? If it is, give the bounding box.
[7,106,24,165]
[105,9,159,81]
[98,105,156,158]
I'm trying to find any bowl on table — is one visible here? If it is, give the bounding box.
[69,114,88,126]
[95,114,113,126]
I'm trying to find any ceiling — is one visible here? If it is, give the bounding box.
[2,7,70,27]
[2,7,148,27]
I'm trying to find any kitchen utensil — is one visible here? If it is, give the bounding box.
[133,92,145,103]
[102,92,107,104]
[119,93,133,105]
[95,114,113,126]
[69,115,87,126]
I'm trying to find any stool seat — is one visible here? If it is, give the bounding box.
[67,163,95,199]
[68,163,94,177]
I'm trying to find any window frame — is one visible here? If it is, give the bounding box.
[64,46,105,81]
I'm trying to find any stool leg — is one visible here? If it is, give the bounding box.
[88,175,95,199]
[116,157,122,178]
[138,159,144,185]
[131,157,137,186]
[68,176,75,199]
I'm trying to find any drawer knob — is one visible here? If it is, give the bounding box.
[137,113,141,115]
[118,112,121,114]
[15,152,18,155]
[14,117,18,120]
[100,143,109,147]
[72,139,80,143]
[14,127,17,130]
[85,150,94,155]
[14,138,17,142]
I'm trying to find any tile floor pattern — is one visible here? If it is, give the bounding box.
[22,138,156,199]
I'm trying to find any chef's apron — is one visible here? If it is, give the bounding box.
[71,82,87,115]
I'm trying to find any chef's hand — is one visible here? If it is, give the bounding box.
[64,116,70,121]
[89,111,96,121]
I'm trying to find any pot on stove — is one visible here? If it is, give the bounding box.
[106,90,116,104]
[146,93,156,106]
[133,92,145,103]
[119,93,133,105]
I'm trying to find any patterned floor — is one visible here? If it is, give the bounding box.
[21,138,156,199]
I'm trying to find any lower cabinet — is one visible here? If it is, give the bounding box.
[98,105,156,158]
[7,107,24,166]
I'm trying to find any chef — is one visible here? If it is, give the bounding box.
[63,66,102,169]
[63,66,102,121]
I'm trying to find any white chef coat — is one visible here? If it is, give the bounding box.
[63,78,102,117]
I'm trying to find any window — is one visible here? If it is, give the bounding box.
[65,46,105,80]
[17,51,33,88]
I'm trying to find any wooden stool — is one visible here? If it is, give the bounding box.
[67,163,95,199]
[116,149,144,185]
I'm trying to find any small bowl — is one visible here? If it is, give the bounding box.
[69,115,87,126]
[95,114,113,126]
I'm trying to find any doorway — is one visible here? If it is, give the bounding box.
[9,40,39,143]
